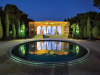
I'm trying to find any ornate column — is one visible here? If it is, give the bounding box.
[56,26,57,35]
[41,26,42,35]
[51,26,52,35]
[62,26,64,35]
[35,26,37,35]
[46,26,47,35]
[67,27,69,37]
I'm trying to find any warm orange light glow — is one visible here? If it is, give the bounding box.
[29,50,69,55]
[44,20,54,22]
[30,52,35,54]
[41,41,43,46]
[29,22,35,24]
[64,52,68,55]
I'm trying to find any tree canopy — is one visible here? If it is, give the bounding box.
[93,0,100,9]
[4,4,34,29]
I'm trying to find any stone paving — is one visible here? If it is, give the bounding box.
[0,38,100,75]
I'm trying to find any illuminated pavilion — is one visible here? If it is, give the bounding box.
[29,20,70,37]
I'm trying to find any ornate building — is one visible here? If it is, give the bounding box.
[29,20,70,37]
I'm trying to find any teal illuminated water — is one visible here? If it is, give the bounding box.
[12,41,87,62]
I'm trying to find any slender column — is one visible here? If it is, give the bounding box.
[51,26,52,35]
[62,26,64,35]
[56,26,57,35]
[41,26,42,35]
[46,26,47,35]
[35,26,37,35]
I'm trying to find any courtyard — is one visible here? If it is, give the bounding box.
[0,38,100,75]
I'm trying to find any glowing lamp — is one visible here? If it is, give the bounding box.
[21,30,23,32]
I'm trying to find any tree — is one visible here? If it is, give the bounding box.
[76,21,79,38]
[70,23,76,38]
[79,25,84,39]
[84,25,87,38]
[92,25,99,39]
[87,16,91,37]
[4,4,29,28]
[97,21,100,36]
[93,0,100,9]
[12,23,16,39]
[17,19,21,38]
[0,17,3,39]
[64,18,67,21]
[21,21,26,38]
[5,13,9,37]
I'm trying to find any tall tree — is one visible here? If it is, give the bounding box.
[87,16,91,37]
[84,25,87,38]
[92,25,99,39]
[21,21,26,38]
[17,19,20,38]
[0,17,3,39]
[5,13,9,37]
[64,18,67,21]
[76,21,79,38]
[79,25,84,39]
[12,23,16,39]
[70,23,76,38]
[4,4,29,28]
[97,21,100,36]
[93,0,100,9]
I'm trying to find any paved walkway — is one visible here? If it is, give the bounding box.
[0,38,100,75]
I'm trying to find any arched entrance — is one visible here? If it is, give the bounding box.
[57,26,61,35]
[47,26,51,35]
[52,26,56,35]
[37,26,41,35]
[42,26,46,35]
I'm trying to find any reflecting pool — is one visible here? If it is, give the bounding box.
[11,41,88,62]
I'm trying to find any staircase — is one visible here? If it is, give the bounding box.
[32,35,43,39]
[32,35,68,39]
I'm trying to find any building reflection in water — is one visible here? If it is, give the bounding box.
[18,41,80,56]
[29,41,70,55]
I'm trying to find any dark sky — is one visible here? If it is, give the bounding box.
[0,0,100,21]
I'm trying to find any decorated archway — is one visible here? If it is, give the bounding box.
[52,26,56,35]
[57,26,61,35]
[37,26,41,35]
[42,26,46,35]
[47,26,51,35]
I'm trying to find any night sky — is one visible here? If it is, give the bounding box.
[0,0,100,21]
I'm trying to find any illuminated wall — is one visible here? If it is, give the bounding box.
[29,20,70,37]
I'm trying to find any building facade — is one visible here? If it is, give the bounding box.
[29,20,70,37]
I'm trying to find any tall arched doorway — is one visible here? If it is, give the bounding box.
[52,26,56,35]
[42,26,46,35]
[37,26,41,35]
[57,26,61,35]
[47,26,51,35]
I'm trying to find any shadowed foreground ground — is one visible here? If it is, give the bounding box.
[0,38,100,75]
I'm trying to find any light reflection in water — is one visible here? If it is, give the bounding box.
[30,41,70,55]
[18,41,80,56]
[37,42,41,50]
[52,41,56,50]
[42,41,46,50]
[76,45,79,55]
[12,41,87,62]
[47,41,51,50]
[19,45,26,55]
[57,42,61,50]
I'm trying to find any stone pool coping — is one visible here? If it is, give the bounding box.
[9,39,90,66]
